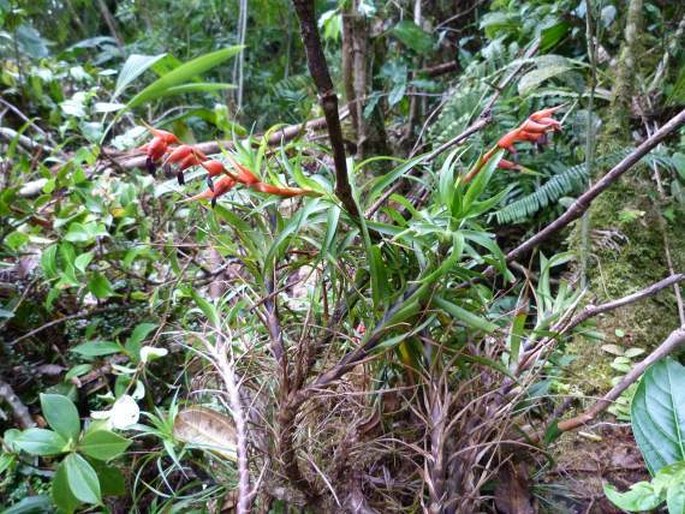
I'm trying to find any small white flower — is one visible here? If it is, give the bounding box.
[140,345,168,364]
[110,395,140,429]
[90,394,140,430]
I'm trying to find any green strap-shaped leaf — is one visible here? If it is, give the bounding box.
[126,47,242,109]
[631,358,685,475]
[113,53,167,99]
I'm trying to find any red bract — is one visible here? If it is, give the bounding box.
[200,160,239,191]
[138,124,318,206]
[497,159,523,171]
[249,182,311,197]
[463,106,563,184]
[225,153,259,185]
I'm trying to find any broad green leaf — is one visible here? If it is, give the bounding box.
[603,482,662,512]
[124,322,158,360]
[391,20,434,54]
[88,272,114,299]
[70,340,123,357]
[78,430,131,461]
[518,64,573,96]
[64,453,101,505]
[113,53,167,99]
[53,461,81,514]
[126,47,243,109]
[15,428,67,456]
[434,297,498,333]
[631,359,685,475]
[40,394,80,441]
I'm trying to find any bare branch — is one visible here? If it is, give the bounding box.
[0,380,34,429]
[292,0,360,219]
[566,273,685,332]
[557,327,685,432]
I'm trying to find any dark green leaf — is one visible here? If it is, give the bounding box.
[64,453,101,505]
[87,273,114,299]
[391,20,434,54]
[78,430,131,461]
[631,358,685,474]
[15,428,67,456]
[40,394,80,441]
[89,460,126,496]
[434,297,498,333]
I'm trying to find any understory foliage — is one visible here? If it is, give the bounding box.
[1,0,685,513]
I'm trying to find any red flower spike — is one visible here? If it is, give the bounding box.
[224,153,259,185]
[497,159,523,171]
[249,182,311,197]
[464,105,563,184]
[529,105,564,122]
[141,121,181,145]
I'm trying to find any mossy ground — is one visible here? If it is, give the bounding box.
[565,165,685,397]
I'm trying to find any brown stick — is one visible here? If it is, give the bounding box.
[292,0,360,219]
[566,274,685,332]
[557,327,685,432]
[0,379,34,429]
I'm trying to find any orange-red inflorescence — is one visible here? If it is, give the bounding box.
[139,123,313,204]
[465,106,563,183]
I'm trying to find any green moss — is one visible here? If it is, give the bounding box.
[567,166,685,395]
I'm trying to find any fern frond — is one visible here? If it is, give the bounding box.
[493,150,678,225]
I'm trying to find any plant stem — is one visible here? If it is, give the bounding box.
[291,0,360,219]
